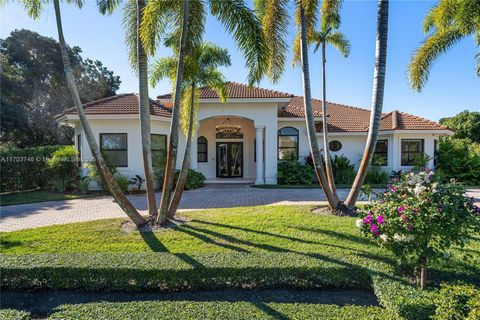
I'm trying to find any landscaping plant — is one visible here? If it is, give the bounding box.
[129,175,145,191]
[357,169,480,289]
[433,283,480,320]
[277,161,314,185]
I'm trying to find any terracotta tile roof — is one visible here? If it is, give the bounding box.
[282,96,449,132]
[157,82,294,100]
[56,94,172,118]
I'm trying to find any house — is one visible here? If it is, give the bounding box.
[55,82,452,185]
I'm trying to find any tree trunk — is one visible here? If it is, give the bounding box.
[53,0,146,227]
[345,0,389,208]
[299,7,339,210]
[168,83,196,218]
[157,0,189,226]
[419,256,427,290]
[137,0,158,222]
[321,41,338,200]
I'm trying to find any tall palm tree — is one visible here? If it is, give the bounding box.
[17,0,146,227]
[310,1,350,200]
[257,0,340,210]
[345,0,389,208]
[408,0,480,91]
[141,0,269,225]
[150,42,231,218]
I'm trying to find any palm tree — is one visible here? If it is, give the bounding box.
[310,1,350,200]
[408,0,480,91]
[141,0,269,225]
[345,0,389,208]
[150,42,231,218]
[257,0,341,210]
[17,0,146,227]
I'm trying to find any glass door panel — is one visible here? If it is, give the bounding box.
[230,143,243,177]
[216,142,243,178]
[217,143,229,177]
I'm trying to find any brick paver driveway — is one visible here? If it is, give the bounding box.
[1,186,479,232]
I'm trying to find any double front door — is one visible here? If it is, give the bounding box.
[216,142,243,178]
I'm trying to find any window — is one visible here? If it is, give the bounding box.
[278,127,299,160]
[77,134,82,167]
[329,140,342,152]
[151,134,167,166]
[100,133,128,167]
[372,139,388,166]
[198,136,208,162]
[401,139,424,166]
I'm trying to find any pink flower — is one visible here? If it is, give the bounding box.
[413,208,418,212]
[397,206,404,213]
[377,215,385,224]
[391,187,397,192]
[370,224,380,236]
[400,214,407,223]
[407,224,414,231]
[363,215,373,225]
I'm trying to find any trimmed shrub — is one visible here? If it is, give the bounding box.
[437,138,480,185]
[365,166,389,185]
[433,283,480,320]
[0,145,72,193]
[0,252,372,292]
[176,169,205,190]
[331,155,356,185]
[46,146,77,182]
[0,309,30,320]
[48,301,398,320]
[277,161,314,185]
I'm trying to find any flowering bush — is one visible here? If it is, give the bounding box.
[357,169,480,289]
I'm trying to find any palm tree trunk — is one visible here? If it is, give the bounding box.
[321,41,338,200]
[299,7,339,210]
[345,0,389,208]
[168,83,196,218]
[157,0,189,226]
[53,0,146,227]
[137,0,158,222]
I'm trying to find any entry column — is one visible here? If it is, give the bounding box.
[255,125,265,185]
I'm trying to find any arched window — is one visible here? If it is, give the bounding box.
[278,127,299,160]
[197,136,208,162]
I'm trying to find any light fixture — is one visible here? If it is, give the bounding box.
[216,118,241,135]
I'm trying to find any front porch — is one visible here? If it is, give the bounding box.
[188,115,277,185]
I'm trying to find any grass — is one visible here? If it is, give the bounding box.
[0,190,97,206]
[2,205,479,319]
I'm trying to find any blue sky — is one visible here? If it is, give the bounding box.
[1,0,478,121]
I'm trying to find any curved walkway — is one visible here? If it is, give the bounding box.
[1,186,478,232]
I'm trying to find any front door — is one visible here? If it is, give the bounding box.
[216,142,243,178]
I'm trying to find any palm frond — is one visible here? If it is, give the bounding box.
[210,0,269,85]
[140,0,178,56]
[198,42,232,69]
[180,85,199,135]
[476,51,480,76]
[122,0,138,71]
[20,0,45,18]
[320,0,342,31]
[96,0,120,14]
[149,56,177,86]
[253,0,266,19]
[408,26,464,91]
[259,0,289,83]
[292,31,301,66]
[326,31,350,57]
[199,68,228,101]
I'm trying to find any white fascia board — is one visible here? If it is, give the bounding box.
[161,98,292,103]
[278,117,323,122]
[314,130,453,136]
[56,114,172,124]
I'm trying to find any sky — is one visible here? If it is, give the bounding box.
[1,0,479,121]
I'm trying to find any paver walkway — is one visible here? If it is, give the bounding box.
[1,186,479,232]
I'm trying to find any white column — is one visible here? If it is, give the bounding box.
[190,125,198,170]
[255,125,265,184]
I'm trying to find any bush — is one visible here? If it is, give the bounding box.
[47,300,398,320]
[0,252,371,292]
[357,170,480,288]
[433,283,480,320]
[365,166,389,185]
[48,177,70,193]
[0,309,30,320]
[46,146,77,183]
[115,174,130,194]
[331,155,356,185]
[176,169,205,190]
[437,138,480,185]
[87,153,118,191]
[78,176,91,194]
[277,161,314,185]
[0,145,65,193]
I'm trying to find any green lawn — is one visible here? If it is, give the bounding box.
[0,190,97,206]
[1,205,479,319]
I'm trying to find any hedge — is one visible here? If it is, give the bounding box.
[0,145,73,193]
[0,252,372,292]
[46,301,399,320]
[0,309,30,320]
